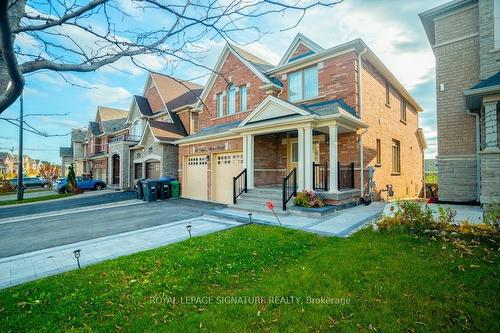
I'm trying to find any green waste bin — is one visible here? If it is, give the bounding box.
[170,180,180,198]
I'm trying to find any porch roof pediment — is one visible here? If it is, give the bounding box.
[238,96,310,127]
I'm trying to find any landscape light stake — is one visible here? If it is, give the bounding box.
[186,224,192,238]
[73,249,81,268]
[266,201,282,226]
[248,213,253,224]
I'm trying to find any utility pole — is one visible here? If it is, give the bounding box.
[17,93,24,201]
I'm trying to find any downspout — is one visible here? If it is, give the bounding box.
[466,109,480,202]
[357,47,367,198]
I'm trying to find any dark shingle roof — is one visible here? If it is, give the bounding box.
[300,99,358,118]
[149,119,187,137]
[229,44,280,86]
[71,128,87,142]
[134,95,154,116]
[182,121,241,140]
[102,118,127,134]
[470,71,500,90]
[59,147,73,157]
[89,122,101,136]
[166,89,203,111]
[0,152,12,160]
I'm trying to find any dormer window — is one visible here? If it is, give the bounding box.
[226,84,236,115]
[288,66,318,102]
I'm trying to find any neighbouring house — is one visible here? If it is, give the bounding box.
[0,152,16,177]
[108,72,203,189]
[60,128,87,177]
[175,34,426,210]
[420,0,500,209]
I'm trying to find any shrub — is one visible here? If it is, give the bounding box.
[66,164,78,193]
[484,204,500,227]
[394,201,434,235]
[294,190,325,208]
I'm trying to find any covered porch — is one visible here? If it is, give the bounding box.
[231,96,367,209]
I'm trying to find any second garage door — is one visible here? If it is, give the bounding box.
[145,161,160,179]
[183,155,208,201]
[213,152,243,204]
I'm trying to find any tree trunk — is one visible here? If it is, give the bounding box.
[0,0,26,99]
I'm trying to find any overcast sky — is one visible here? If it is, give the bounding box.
[1,0,449,163]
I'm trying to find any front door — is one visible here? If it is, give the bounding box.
[287,139,321,171]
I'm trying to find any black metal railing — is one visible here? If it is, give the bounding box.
[233,169,247,204]
[313,162,328,191]
[282,168,297,211]
[338,162,355,190]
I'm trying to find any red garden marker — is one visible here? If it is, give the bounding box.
[266,201,281,225]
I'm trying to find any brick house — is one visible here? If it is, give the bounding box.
[175,34,426,209]
[420,0,500,208]
[107,72,203,189]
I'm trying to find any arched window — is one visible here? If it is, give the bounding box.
[132,120,142,138]
[226,84,236,115]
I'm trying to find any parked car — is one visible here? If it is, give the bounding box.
[56,176,106,193]
[10,177,49,189]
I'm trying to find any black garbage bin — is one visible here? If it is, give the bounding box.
[158,180,171,200]
[136,179,144,200]
[142,180,158,202]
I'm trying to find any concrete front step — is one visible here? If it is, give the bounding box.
[228,201,291,215]
[238,194,282,204]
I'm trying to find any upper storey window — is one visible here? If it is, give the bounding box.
[239,85,247,112]
[227,84,236,115]
[216,93,223,117]
[132,120,142,138]
[288,66,318,102]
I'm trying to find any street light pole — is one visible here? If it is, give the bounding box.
[17,93,24,201]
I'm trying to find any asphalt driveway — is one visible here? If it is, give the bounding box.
[0,198,224,258]
[0,190,137,219]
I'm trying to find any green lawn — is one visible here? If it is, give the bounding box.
[0,188,48,196]
[0,193,74,206]
[0,225,498,332]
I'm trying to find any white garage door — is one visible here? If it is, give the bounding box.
[214,152,244,204]
[183,155,208,201]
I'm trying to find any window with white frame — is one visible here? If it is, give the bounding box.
[288,66,318,102]
[495,0,500,48]
[216,93,223,117]
[226,84,236,115]
[392,139,401,174]
[239,85,247,112]
[132,120,142,138]
[400,99,407,123]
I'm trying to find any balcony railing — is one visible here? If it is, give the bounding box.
[109,134,141,143]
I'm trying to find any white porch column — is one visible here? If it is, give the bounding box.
[328,124,339,193]
[243,134,255,189]
[484,101,499,152]
[297,127,305,190]
[304,126,313,190]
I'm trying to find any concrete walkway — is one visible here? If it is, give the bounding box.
[0,215,243,290]
[207,202,385,237]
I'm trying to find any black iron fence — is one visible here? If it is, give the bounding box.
[338,162,355,190]
[282,168,297,211]
[232,169,247,204]
[313,162,328,191]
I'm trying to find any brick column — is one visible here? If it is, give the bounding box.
[304,126,313,190]
[297,128,305,191]
[484,101,499,152]
[328,124,338,193]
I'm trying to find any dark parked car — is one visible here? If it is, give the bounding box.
[56,176,106,193]
[10,177,49,189]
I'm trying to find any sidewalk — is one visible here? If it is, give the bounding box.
[0,215,243,289]
[207,202,385,237]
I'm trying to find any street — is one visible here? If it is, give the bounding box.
[0,195,224,258]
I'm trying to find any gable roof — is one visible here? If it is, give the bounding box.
[88,122,101,136]
[197,44,279,106]
[102,118,127,134]
[96,106,128,122]
[134,95,154,116]
[150,72,203,111]
[278,33,325,66]
[419,0,477,46]
[149,119,186,140]
[71,128,87,142]
[0,152,13,161]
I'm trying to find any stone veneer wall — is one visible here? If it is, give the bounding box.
[480,150,500,207]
